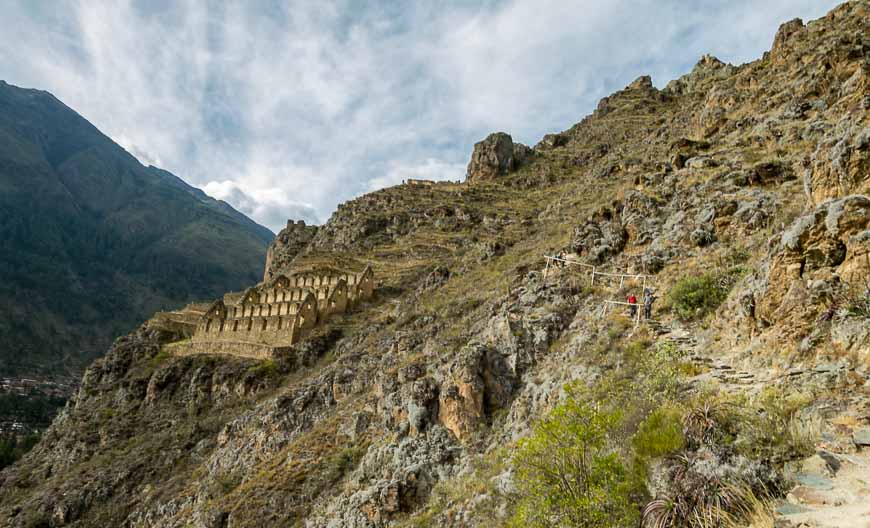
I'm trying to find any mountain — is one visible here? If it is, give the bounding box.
[1,2,868,527]
[0,80,273,388]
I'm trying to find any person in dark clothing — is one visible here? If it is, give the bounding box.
[628,293,638,318]
[643,288,656,319]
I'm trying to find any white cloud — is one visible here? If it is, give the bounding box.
[367,159,467,192]
[0,0,841,232]
[203,180,320,229]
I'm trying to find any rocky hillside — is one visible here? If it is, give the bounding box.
[263,220,319,281]
[1,3,868,527]
[0,81,273,407]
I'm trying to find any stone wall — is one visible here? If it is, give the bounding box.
[176,265,376,360]
[170,340,292,361]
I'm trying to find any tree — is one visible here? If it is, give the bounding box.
[510,387,643,528]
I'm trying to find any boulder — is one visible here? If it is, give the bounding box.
[685,156,718,169]
[466,132,517,182]
[750,160,795,185]
[853,429,870,447]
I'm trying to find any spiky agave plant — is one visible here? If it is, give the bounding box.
[641,498,678,528]
[640,453,747,528]
[682,402,720,448]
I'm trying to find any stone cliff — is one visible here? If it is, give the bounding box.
[263,219,319,281]
[1,3,868,527]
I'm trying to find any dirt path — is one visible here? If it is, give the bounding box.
[651,320,870,528]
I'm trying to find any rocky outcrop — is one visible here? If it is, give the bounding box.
[263,219,319,281]
[770,18,805,63]
[664,55,736,96]
[757,195,870,326]
[572,205,628,263]
[804,121,870,205]
[466,133,531,182]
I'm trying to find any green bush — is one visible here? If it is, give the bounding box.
[510,387,644,528]
[632,405,684,463]
[245,359,278,379]
[147,348,173,368]
[739,388,818,464]
[668,272,732,320]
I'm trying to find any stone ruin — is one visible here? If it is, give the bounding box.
[157,265,375,360]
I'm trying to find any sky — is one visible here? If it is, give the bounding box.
[0,0,840,232]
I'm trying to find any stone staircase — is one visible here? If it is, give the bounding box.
[646,319,763,389]
[648,319,870,527]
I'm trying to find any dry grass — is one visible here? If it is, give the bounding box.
[719,485,777,528]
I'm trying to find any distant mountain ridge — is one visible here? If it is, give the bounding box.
[0,80,273,380]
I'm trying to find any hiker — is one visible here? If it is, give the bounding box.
[643,287,656,319]
[628,293,638,318]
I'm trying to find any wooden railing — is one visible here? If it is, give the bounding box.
[542,255,654,326]
[543,255,651,289]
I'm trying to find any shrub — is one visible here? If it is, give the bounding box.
[510,388,644,528]
[739,388,818,464]
[669,272,733,320]
[245,359,278,379]
[642,480,772,528]
[148,348,172,368]
[632,405,685,463]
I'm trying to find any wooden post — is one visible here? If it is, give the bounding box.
[543,257,551,284]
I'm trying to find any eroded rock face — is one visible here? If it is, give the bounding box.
[263,219,318,281]
[805,121,870,205]
[466,133,519,182]
[572,205,628,263]
[757,195,870,325]
[770,18,805,63]
[437,346,485,442]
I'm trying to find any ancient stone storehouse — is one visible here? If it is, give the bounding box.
[169,266,374,360]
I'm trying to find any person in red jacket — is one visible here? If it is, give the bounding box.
[627,293,638,318]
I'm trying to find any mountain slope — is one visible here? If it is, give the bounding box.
[0,2,868,527]
[0,80,273,383]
